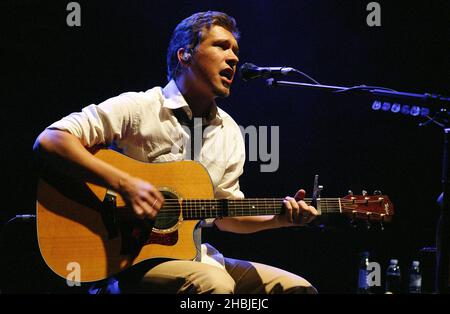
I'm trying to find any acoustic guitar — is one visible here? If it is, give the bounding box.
[36,148,394,282]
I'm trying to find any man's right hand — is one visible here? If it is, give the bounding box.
[118,175,165,220]
[34,130,165,220]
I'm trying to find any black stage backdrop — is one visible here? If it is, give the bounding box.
[1,0,449,293]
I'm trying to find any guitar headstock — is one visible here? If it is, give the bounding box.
[340,193,394,224]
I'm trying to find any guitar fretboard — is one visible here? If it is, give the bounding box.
[177,198,343,220]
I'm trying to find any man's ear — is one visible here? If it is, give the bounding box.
[177,47,192,64]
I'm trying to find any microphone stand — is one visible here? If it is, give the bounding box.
[437,127,450,294]
[267,78,450,293]
[266,79,450,106]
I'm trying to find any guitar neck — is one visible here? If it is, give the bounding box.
[181,198,342,220]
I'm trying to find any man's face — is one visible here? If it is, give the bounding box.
[189,25,239,98]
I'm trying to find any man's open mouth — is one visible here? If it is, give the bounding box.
[219,68,234,82]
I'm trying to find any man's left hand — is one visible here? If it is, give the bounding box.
[278,189,318,227]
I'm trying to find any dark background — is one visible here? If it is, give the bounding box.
[1,0,449,293]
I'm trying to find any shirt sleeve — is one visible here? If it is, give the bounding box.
[46,92,138,147]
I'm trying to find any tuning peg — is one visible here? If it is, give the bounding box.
[362,190,368,196]
[373,190,382,195]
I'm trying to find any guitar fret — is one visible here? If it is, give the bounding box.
[210,199,212,219]
[322,199,327,214]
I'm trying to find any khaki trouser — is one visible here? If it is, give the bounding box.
[120,257,317,294]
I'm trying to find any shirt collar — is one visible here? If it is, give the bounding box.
[162,80,223,125]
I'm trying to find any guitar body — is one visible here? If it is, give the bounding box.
[36,149,395,283]
[37,149,214,283]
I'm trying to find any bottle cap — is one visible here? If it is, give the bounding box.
[412,260,419,267]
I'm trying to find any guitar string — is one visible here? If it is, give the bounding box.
[118,208,388,219]
[122,198,386,205]
[117,203,376,211]
[117,199,385,209]
[119,209,388,219]
[116,198,388,218]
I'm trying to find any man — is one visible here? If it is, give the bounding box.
[33,11,318,294]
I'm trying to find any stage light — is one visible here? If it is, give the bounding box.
[371,100,432,119]
[372,100,382,110]
[420,107,430,116]
[410,106,420,116]
[391,103,401,113]
[401,105,410,115]
[382,102,391,111]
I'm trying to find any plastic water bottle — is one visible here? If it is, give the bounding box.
[357,251,371,294]
[408,260,422,294]
[385,259,402,294]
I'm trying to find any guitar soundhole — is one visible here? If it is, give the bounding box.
[153,190,180,230]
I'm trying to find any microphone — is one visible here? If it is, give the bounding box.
[239,63,296,81]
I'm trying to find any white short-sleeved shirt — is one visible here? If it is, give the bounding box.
[47,80,246,269]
